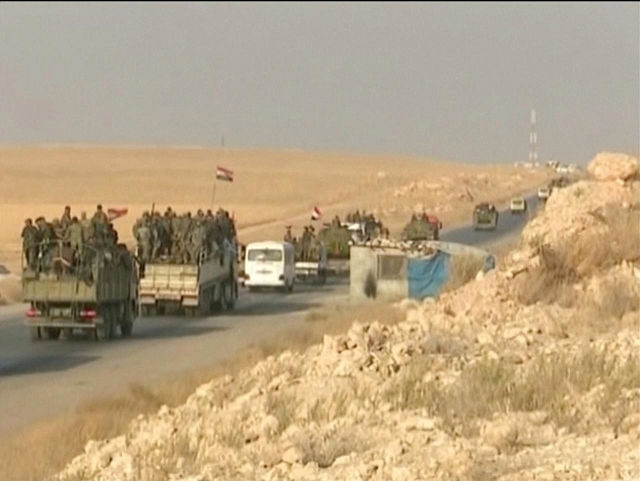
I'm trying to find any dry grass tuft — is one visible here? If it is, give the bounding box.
[296,430,369,468]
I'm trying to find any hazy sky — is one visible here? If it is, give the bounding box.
[1,2,638,163]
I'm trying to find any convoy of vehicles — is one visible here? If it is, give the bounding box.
[244,241,295,292]
[19,192,544,340]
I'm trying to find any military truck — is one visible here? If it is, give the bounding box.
[401,214,442,241]
[473,203,499,231]
[22,241,138,341]
[138,240,238,317]
[295,242,328,284]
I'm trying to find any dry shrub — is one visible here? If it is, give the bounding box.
[264,390,297,436]
[385,349,639,436]
[445,253,487,291]
[516,245,578,306]
[296,430,369,468]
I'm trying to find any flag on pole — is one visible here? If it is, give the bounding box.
[107,207,128,221]
[216,166,234,182]
[311,206,322,220]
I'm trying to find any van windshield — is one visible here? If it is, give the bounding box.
[248,249,283,262]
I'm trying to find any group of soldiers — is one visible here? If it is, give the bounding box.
[345,210,376,223]
[284,224,321,261]
[132,207,236,265]
[21,205,120,272]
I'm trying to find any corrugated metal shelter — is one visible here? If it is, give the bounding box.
[349,240,495,301]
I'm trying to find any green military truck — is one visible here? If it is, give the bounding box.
[23,241,138,341]
[138,240,238,317]
[401,214,442,241]
[473,203,499,231]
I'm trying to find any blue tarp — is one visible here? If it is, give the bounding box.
[407,252,450,299]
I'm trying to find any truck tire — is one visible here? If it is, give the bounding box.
[221,281,236,310]
[120,302,133,337]
[95,308,113,341]
[287,279,294,293]
[44,327,61,340]
[30,326,42,342]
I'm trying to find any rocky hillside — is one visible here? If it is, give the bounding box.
[58,153,639,481]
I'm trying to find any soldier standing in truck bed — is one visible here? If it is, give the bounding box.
[60,206,72,235]
[92,205,109,243]
[22,218,39,270]
[67,217,84,262]
[80,211,93,243]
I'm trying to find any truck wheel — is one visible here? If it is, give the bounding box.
[120,302,133,338]
[30,326,42,342]
[61,328,73,340]
[95,309,113,341]
[44,327,61,340]
[287,279,294,293]
[222,282,236,310]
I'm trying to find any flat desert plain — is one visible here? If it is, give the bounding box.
[0,145,552,281]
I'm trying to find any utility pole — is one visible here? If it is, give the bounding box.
[529,108,537,164]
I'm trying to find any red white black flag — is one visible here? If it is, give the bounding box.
[107,208,128,221]
[216,166,234,182]
[311,206,322,220]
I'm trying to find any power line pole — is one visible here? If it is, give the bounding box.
[529,108,537,164]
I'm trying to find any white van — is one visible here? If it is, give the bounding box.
[244,241,295,292]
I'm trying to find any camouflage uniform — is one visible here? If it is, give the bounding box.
[67,218,85,259]
[92,205,109,244]
[80,212,93,243]
[36,218,55,271]
[189,221,206,263]
[60,207,72,237]
[284,227,293,243]
[21,219,39,270]
[136,222,152,264]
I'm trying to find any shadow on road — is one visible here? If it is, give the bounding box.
[0,354,99,377]
[131,323,229,341]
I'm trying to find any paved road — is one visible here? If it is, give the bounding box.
[0,195,543,438]
[0,282,349,438]
[441,194,541,247]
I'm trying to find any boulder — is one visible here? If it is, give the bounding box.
[588,152,638,181]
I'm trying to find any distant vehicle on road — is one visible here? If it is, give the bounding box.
[244,241,295,292]
[401,213,442,241]
[473,203,499,231]
[509,197,527,214]
[537,187,551,201]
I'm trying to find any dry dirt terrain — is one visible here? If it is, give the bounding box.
[41,152,638,481]
[0,146,551,275]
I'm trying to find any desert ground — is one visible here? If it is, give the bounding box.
[0,145,552,274]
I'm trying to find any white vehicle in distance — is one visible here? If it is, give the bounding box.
[537,187,551,201]
[509,197,527,214]
[244,241,295,292]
